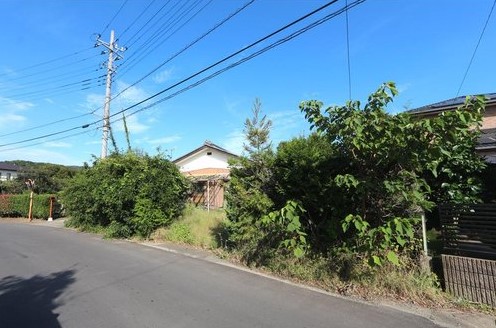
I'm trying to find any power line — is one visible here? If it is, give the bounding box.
[100,0,129,36]
[0,68,104,92]
[0,76,104,100]
[118,0,206,74]
[114,0,253,99]
[2,53,102,83]
[1,0,365,150]
[0,47,95,78]
[456,0,495,96]
[118,0,366,122]
[0,111,98,138]
[0,124,89,148]
[1,0,250,148]
[119,0,157,40]
[345,0,352,100]
[0,129,97,153]
[122,0,174,48]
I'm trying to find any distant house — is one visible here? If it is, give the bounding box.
[408,93,496,164]
[0,162,20,181]
[173,141,239,209]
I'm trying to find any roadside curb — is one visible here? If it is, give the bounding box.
[6,220,493,328]
[140,242,495,328]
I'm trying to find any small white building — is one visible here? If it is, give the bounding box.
[0,162,20,181]
[173,141,239,209]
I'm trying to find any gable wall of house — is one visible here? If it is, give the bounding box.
[410,103,496,131]
[482,104,496,130]
[176,149,232,173]
[0,169,17,181]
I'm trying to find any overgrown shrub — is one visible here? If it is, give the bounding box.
[61,152,189,238]
[227,83,486,270]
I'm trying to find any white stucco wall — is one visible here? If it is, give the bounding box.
[176,149,232,172]
[0,170,17,181]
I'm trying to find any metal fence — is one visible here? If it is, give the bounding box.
[439,204,496,307]
[439,204,496,260]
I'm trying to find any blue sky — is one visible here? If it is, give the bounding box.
[0,0,495,166]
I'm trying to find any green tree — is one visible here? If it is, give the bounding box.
[225,99,275,248]
[62,151,189,238]
[272,134,341,248]
[299,82,486,264]
[1,161,79,194]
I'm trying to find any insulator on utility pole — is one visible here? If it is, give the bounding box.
[95,30,125,159]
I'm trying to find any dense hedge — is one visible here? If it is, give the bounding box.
[61,152,189,238]
[0,194,55,219]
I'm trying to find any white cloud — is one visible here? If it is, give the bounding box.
[43,141,71,148]
[1,148,84,166]
[0,96,34,111]
[84,81,156,135]
[222,129,244,155]
[153,68,174,84]
[0,113,26,127]
[396,83,411,94]
[145,134,181,145]
[0,96,34,128]
[113,114,149,134]
[115,81,148,104]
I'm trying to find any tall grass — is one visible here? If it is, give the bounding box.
[151,204,226,248]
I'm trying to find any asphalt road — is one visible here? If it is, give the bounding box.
[0,223,441,328]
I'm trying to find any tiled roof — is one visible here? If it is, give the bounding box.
[408,93,496,115]
[173,140,239,164]
[478,128,496,149]
[0,162,20,171]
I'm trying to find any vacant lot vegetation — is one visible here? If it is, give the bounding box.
[7,82,490,311]
[152,205,227,249]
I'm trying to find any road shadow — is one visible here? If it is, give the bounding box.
[0,269,76,328]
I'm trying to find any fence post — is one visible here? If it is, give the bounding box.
[28,191,34,222]
[421,212,428,256]
[48,196,54,221]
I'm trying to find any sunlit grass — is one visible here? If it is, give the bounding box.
[151,204,226,248]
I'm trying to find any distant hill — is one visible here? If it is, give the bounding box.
[1,160,81,194]
[4,160,82,171]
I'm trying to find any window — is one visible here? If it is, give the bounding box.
[207,151,212,156]
[6,173,11,180]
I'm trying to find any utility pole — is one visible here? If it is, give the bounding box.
[95,30,125,159]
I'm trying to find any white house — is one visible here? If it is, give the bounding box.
[0,162,20,181]
[173,141,239,209]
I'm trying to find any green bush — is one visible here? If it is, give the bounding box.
[0,194,55,219]
[164,222,195,244]
[61,152,189,237]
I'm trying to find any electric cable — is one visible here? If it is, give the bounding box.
[122,0,173,48]
[0,110,98,138]
[1,0,364,150]
[119,0,157,41]
[0,129,97,153]
[456,0,496,96]
[112,0,254,103]
[118,0,194,69]
[100,0,129,37]
[3,53,102,83]
[118,0,213,78]
[345,0,352,100]
[0,47,95,78]
[109,0,364,121]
